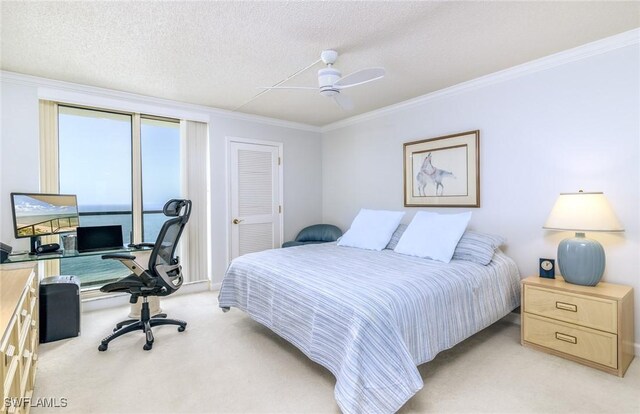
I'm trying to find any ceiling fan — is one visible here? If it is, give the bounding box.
[259,50,385,110]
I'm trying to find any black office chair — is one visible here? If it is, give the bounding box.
[97,199,192,351]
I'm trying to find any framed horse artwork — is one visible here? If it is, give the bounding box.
[403,130,480,207]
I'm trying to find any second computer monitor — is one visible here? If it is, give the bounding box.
[76,225,124,252]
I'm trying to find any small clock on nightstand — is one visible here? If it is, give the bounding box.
[539,258,555,278]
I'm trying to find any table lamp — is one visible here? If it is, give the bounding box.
[543,191,623,286]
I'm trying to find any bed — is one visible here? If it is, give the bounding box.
[218,242,520,414]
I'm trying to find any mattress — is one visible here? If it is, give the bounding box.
[218,242,521,413]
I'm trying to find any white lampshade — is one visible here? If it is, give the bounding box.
[543,191,624,232]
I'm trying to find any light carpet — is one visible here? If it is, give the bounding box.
[32,291,639,413]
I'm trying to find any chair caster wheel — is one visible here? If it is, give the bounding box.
[143,343,152,351]
[98,344,108,352]
[178,326,186,332]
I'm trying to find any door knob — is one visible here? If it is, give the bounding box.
[232,218,243,224]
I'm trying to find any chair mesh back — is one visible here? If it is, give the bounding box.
[148,199,191,294]
[151,218,182,268]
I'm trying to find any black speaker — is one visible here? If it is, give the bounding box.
[35,243,60,254]
[0,242,11,263]
[40,276,81,343]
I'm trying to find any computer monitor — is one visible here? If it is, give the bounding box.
[10,192,80,253]
[76,225,124,252]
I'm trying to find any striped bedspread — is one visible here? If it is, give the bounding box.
[218,243,521,414]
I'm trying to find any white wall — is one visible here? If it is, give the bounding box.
[322,44,640,345]
[0,74,323,284]
[1,81,40,245]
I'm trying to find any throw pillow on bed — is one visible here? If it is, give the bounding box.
[453,231,505,265]
[394,211,472,263]
[337,209,405,251]
[387,224,505,265]
[385,223,408,250]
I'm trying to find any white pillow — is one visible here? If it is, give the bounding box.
[394,211,472,263]
[337,209,405,251]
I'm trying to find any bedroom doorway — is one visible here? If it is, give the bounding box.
[228,138,283,260]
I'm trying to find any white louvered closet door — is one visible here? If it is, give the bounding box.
[229,141,282,259]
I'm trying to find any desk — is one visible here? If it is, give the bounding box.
[3,246,152,265]
[3,246,159,318]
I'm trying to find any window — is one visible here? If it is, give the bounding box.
[141,117,181,241]
[57,106,181,289]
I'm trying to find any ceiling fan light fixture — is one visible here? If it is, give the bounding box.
[318,67,341,88]
[320,88,339,97]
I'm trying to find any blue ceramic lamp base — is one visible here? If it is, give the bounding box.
[557,232,605,286]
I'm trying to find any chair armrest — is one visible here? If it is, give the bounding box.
[102,254,146,277]
[127,243,155,249]
[102,254,136,261]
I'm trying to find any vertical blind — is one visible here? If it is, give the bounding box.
[38,100,60,276]
[180,120,210,283]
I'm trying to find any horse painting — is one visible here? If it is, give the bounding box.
[416,153,455,196]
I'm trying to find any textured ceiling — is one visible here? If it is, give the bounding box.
[1,1,638,126]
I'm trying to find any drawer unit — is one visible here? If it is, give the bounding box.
[525,286,617,333]
[1,265,38,413]
[523,313,617,368]
[521,276,634,377]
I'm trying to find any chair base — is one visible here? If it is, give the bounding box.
[98,298,186,351]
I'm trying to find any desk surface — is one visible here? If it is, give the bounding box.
[3,246,152,264]
[0,265,35,339]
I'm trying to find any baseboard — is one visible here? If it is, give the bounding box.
[178,280,211,295]
[502,311,521,325]
[82,292,130,313]
[81,280,210,313]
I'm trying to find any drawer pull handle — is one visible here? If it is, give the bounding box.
[556,301,577,312]
[555,332,577,344]
[6,344,15,357]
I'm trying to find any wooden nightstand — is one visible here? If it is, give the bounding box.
[521,276,634,377]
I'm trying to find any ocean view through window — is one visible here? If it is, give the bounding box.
[141,117,181,242]
[58,106,181,289]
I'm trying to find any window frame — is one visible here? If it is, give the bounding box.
[56,103,180,292]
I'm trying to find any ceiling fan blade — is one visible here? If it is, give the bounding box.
[333,93,353,111]
[257,86,317,90]
[334,67,385,89]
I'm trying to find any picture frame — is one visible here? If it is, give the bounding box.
[403,130,480,207]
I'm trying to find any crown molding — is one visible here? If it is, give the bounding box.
[321,28,640,132]
[2,27,637,133]
[0,71,322,133]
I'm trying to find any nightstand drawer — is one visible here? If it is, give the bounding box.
[523,313,617,368]
[524,286,617,333]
